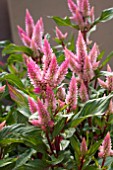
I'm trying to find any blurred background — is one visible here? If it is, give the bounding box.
[0,0,113,64]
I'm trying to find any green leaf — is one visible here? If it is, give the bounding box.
[24,159,48,170]
[83,166,101,170]
[51,16,79,29]
[2,44,33,56]
[7,54,23,64]
[47,154,64,166]
[52,118,66,138]
[99,51,113,69]
[7,84,28,106]
[0,158,16,168]
[0,73,24,89]
[71,93,113,127]
[0,40,10,48]
[94,8,113,25]
[70,136,80,157]
[12,149,36,170]
[88,140,102,157]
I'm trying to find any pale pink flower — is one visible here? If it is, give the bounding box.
[0,85,6,93]
[25,9,34,38]
[21,33,31,46]
[80,138,87,155]
[56,27,67,41]
[0,121,6,130]
[66,75,78,110]
[98,132,113,158]
[28,97,38,114]
[98,78,108,90]
[45,85,57,112]
[79,81,89,102]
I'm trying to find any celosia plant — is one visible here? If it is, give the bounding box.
[1,0,113,169]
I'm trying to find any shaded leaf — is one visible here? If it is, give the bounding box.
[2,44,33,56]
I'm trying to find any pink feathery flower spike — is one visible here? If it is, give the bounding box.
[21,33,31,47]
[0,121,6,130]
[89,43,99,64]
[98,78,108,90]
[57,87,66,101]
[80,138,87,155]
[44,55,58,85]
[0,85,6,93]
[27,58,42,88]
[79,81,89,102]
[25,9,34,38]
[66,75,77,110]
[56,27,68,41]
[28,97,38,114]
[32,18,44,51]
[90,7,95,23]
[17,26,31,46]
[64,47,81,74]
[76,0,82,12]
[76,31,87,70]
[106,64,113,92]
[71,9,84,29]
[81,0,90,17]
[56,59,69,85]
[42,38,53,77]
[98,65,113,92]
[83,55,94,82]
[98,132,113,158]
[37,99,54,130]
[67,0,77,15]
[45,85,57,112]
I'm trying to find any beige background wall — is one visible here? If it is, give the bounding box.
[3,0,113,64]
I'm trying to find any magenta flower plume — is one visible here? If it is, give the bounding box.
[25,9,34,38]
[44,55,58,86]
[56,59,69,85]
[28,97,38,114]
[80,138,87,155]
[27,58,42,88]
[66,75,78,110]
[79,80,89,102]
[68,0,77,15]
[55,27,68,41]
[98,132,113,158]
[45,85,57,112]
[32,17,44,51]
